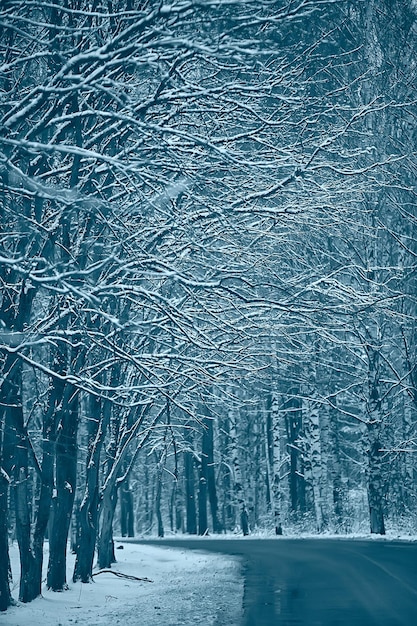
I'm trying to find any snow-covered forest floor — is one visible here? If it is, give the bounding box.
[5,541,243,626]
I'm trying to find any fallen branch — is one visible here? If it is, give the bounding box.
[92,570,153,583]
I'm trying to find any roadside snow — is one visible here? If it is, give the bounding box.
[5,541,243,626]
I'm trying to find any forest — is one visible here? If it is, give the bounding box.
[1,0,416,613]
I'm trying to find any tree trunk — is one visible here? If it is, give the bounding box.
[367,422,386,535]
[197,457,208,535]
[120,482,134,538]
[47,385,78,590]
[283,387,303,516]
[184,433,197,534]
[270,391,283,535]
[328,394,345,531]
[5,357,38,603]
[366,345,386,535]
[155,459,164,538]
[229,407,249,536]
[220,417,235,532]
[97,487,118,570]
[73,393,107,583]
[0,470,12,611]
[204,414,222,533]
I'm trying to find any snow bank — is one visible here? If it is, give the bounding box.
[5,542,243,626]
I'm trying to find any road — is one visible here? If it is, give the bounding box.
[133,538,417,625]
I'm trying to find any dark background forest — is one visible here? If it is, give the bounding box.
[1,0,417,612]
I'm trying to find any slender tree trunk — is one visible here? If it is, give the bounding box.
[328,394,345,531]
[366,345,386,535]
[270,391,283,535]
[155,454,165,538]
[197,448,208,536]
[184,430,197,535]
[220,417,235,532]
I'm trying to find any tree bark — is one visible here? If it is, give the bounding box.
[47,385,79,590]
[120,481,134,538]
[366,345,386,535]
[229,406,249,536]
[0,469,12,611]
[270,391,283,535]
[204,413,222,533]
[184,431,197,535]
[5,356,38,603]
[155,455,165,538]
[97,487,118,570]
[73,393,107,583]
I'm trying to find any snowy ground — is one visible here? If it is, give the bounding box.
[4,541,244,626]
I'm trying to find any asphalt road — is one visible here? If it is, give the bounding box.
[134,538,417,626]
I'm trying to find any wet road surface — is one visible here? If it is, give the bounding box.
[133,538,417,625]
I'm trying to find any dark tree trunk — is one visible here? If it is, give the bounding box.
[31,447,54,596]
[367,431,386,535]
[184,446,197,535]
[155,472,164,538]
[204,414,223,534]
[220,416,235,532]
[30,375,63,598]
[284,387,304,515]
[120,482,134,538]
[47,386,78,591]
[366,346,386,536]
[73,393,108,583]
[4,356,38,603]
[97,487,118,570]
[328,400,345,531]
[0,356,14,611]
[198,464,208,535]
[0,471,12,611]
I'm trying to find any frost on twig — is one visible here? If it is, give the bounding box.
[92,570,153,583]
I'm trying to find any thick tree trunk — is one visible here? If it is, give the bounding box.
[229,407,249,536]
[73,394,107,583]
[0,470,12,611]
[120,482,134,538]
[303,352,327,534]
[31,453,54,596]
[4,357,38,603]
[204,414,222,533]
[47,386,78,590]
[283,387,303,516]
[97,487,118,570]
[305,396,326,533]
[367,422,386,535]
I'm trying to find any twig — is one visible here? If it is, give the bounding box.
[92,570,153,582]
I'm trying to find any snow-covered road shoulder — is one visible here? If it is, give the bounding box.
[5,542,243,626]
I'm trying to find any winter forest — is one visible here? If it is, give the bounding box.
[1,0,417,613]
